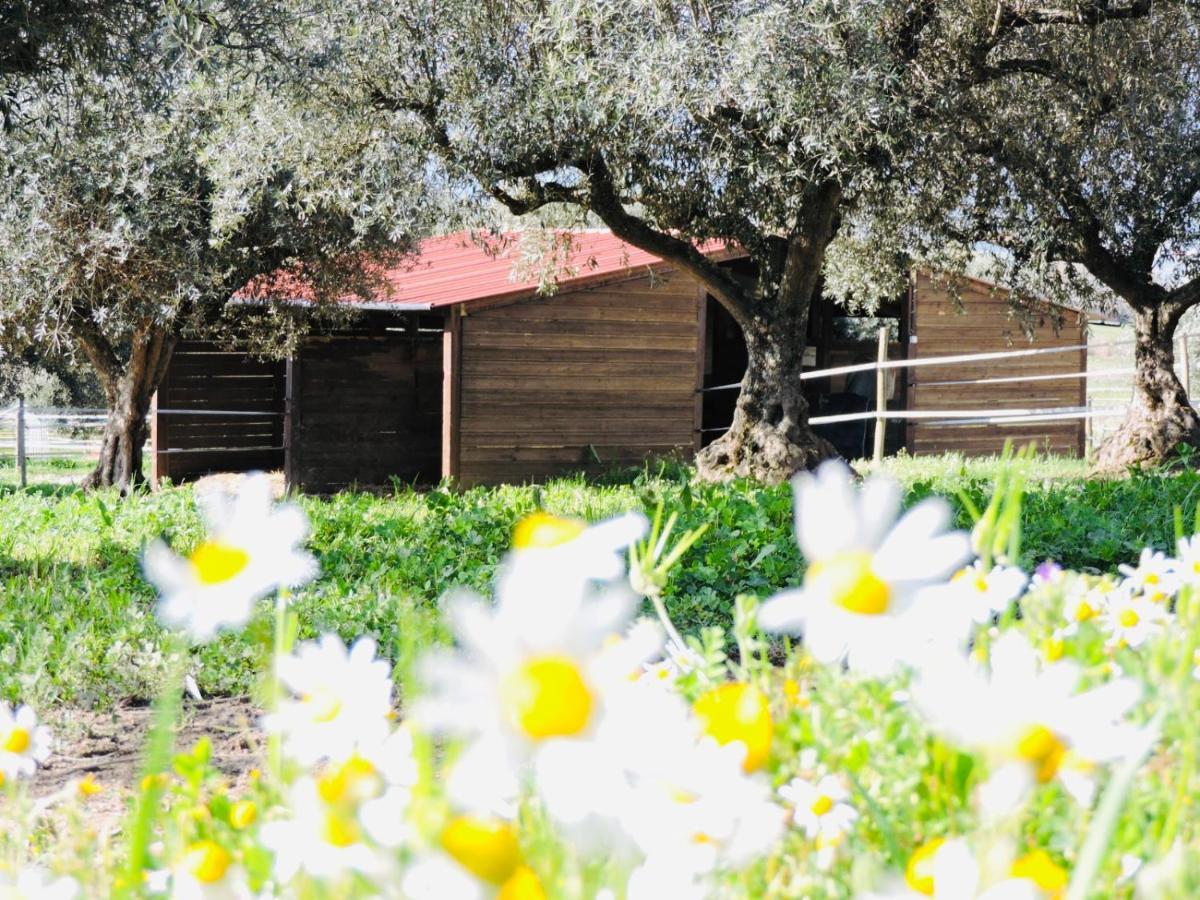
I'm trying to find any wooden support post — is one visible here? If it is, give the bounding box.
[283,356,301,494]
[149,389,162,488]
[873,326,887,463]
[441,306,462,483]
[16,396,26,488]
[694,286,707,453]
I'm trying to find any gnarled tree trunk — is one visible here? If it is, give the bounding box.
[77,322,176,494]
[1094,304,1200,471]
[696,306,837,483]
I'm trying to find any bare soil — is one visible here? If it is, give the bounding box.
[34,697,262,831]
[190,470,288,499]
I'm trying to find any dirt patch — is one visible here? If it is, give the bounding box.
[190,470,287,499]
[34,697,263,831]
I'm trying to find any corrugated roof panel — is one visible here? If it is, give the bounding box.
[241,229,738,309]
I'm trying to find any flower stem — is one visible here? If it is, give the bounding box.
[267,587,294,780]
[1065,712,1162,900]
[120,636,187,896]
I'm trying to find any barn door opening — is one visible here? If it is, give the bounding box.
[283,311,444,493]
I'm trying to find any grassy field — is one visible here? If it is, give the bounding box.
[1,452,1197,708]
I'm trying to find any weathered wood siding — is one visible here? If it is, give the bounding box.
[455,270,704,485]
[908,272,1086,457]
[288,316,443,493]
[152,341,286,483]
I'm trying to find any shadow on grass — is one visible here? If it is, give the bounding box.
[0,482,83,500]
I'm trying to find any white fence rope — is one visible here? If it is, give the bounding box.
[699,338,1136,393]
[0,334,1149,477]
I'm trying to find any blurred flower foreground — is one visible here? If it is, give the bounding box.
[2,461,1197,899]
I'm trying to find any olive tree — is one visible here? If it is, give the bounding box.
[896,5,1200,469]
[0,18,429,492]
[324,0,1159,482]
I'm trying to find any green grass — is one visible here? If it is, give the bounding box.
[1,452,1197,707]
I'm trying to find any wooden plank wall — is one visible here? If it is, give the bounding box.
[153,341,286,483]
[456,270,703,485]
[908,272,1086,457]
[290,313,443,493]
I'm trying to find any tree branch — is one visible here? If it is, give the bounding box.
[583,153,754,322]
[994,0,1152,29]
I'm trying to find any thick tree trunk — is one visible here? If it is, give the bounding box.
[1094,305,1200,470]
[78,325,176,494]
[696,307,837,483]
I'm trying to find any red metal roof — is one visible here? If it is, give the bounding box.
[242,230,740,311]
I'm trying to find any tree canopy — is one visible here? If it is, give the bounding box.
[885,3,1200,468]
[306,0,1162,481]
[0,5,434,489]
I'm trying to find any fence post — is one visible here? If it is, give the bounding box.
[873,326,887,463]
[16,396,26,488]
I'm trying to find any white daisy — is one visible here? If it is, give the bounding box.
[759,461,973,675]
[400,817,546,900]
[496,511,648,612]
[0,866,79,899]
[780,774,858,870]
[0,703,52,778]
[1118,548,1179,604]
[144,473,316,642]
[1101,590,1170,649]
[262,634,394,766]
[624,734,787,879]
[1062,581,1111,633]
[780,774,858,841]
[1175,534,1200,584]
[913,632,1144,814]
[861,839,1065,899]
[532,679,697,855]
[947,562,1028,624]
[414,519,661,808]
[168,841,252,900]
[260,739,412,884]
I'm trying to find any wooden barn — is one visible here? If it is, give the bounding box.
[149,231,1087,491]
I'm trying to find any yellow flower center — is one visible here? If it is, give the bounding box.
[304,689,344,724]
[3,727,30,754]
[1075,600,1097,622]
[783,678,802,705]
[229,799,257,829]
[184,840,231,884]
[693,683,773,772]
[497,865,547,900]
[1119,608,1140,628]
[905,838,945,896]
[322,811,361,848]
[1145,572,1160,586]
[512,513,586,550]
[808,551,891,615]
[502,655,594,741]
[1011,850,1068,897]
[810,794,834,817]
[1017,724,1067,783]
[77,774,102,797]
[317,755,379,805]
[189,540,250,585]
[440,816,522,886]
[669,786,699,804]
